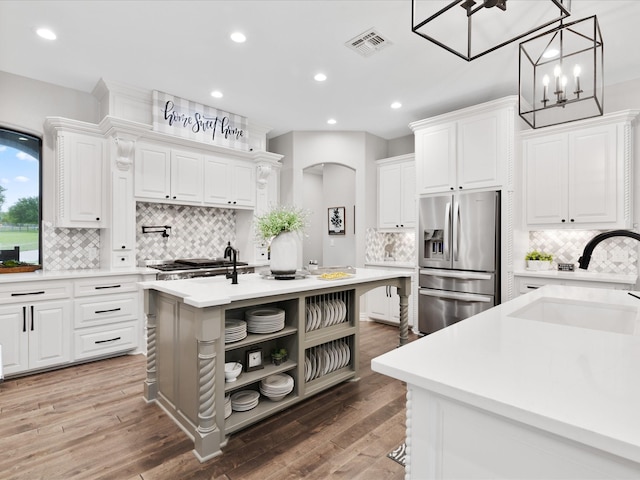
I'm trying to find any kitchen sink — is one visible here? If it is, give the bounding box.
[508,297,639,335]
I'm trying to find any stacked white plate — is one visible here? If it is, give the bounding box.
[224,394,232,419]
[245,307,285,334]
[230,390,260,412]
[225,319,247,343]
[304,340,351,382]
[259,373,294,401]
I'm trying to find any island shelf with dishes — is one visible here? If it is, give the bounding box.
[140,268,411,462]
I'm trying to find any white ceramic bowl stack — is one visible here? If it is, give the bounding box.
[259,373,294,401]
[224,394,232,419]
[245,307,285,334]
[230,390,260,412]
[225,318,247,343]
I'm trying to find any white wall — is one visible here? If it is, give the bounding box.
[322,164,356,266]
[302,170,323,265]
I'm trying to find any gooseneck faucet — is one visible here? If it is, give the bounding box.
[224,241,238,284]
[578,229,640,269]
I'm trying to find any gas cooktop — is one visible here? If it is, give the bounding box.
[147,258,249,272]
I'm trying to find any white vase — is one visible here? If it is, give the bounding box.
[270,231,298,275]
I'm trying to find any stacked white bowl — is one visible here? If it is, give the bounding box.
[259,373,294,401]
[224,361,242,383]
[230,390,260,412]
[224,394,232,419]
[245,307,285,334]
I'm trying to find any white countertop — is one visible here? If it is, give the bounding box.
[372,285,640,463]
[0,267,157,284]
[364,261,416,269]
[140,268,411,308]
[514,268,637,285]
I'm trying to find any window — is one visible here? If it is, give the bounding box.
[0,127,42,265]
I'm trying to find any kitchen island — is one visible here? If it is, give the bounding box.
[140,268,411,461]
[372,285,640,479]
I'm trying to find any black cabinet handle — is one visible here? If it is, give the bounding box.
[22,306,26,332]
[120,257,126,262]
[95,285,121,290]
[96,217,100,221]
[570,218,575,222]
[30,305,34,331]
[561,219,566,223]
[11,291,45,297]
[172,196,176,199]
[165,195,170,199]
[95,336,121,344]
[121,245,126,249]
[95,308,121,314]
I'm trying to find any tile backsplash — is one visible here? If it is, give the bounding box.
[528,230,638,275]
[42,221,100,270]
[365,228,416,263]
[136,202,236,264]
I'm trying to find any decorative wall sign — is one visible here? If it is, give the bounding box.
[152,91,249,150]
[328,206,346,235]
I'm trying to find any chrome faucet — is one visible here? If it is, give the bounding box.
[224,241,238,284]
[578,229,640,269]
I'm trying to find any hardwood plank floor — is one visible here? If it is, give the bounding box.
[0,321,416,480]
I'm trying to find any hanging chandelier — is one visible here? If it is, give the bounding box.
[411,0,572,61]
[519,15,603,129]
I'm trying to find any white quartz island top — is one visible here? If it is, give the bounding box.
[140,268,412,308]
[372,285,640,465]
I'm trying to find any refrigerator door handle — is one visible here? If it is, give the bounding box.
[443,202,451,261]
[452,200,460,262]
[419,269,492,281]
[419,289,493,303]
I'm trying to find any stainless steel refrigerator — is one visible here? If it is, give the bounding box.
[418,190,500,334]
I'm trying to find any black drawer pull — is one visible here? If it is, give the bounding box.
[94,285,121,290]
[30,305,34,331]
[95,336,121,344]
[22,306,26,332]
[11,291,45,296]
[526,286,540,289]
[95,308,121,314]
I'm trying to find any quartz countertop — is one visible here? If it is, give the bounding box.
[364,261,416,269]
[372,285,640,464]
[0,267,157,284]
[514,268,637,284]
[140,268,411,308]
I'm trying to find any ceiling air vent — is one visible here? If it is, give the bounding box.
[345,28,391,57]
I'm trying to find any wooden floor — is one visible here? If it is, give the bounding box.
[0,321,416,480]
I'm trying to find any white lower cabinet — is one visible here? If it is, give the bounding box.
[515,275,634,296]
[0,300,71,376]
[366,267,415,326]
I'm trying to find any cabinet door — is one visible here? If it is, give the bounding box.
[457,109,505,190]
[415,122,456,194]
[29,301,71,370]
[366,286,390,321]
[58,133,105,227]
[400,162,416,228]
[569,125,617,224]
[0,305,29,375]
[378,163,402,229]
[171,150,203,203]
[232,161,255,207]
[525,134,568,226]
[111,170,135,255]
[203,155,231,205]
[135,144,171,199]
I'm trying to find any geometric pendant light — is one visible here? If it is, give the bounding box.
[519,15,604,129]
[412,0,572,62]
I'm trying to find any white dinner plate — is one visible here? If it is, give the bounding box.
[312,303,321,330]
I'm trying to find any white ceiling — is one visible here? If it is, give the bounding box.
[1,1,640,140]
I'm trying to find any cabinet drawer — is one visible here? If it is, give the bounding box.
[74,293,138,328]
[73,322,138,360]
[0,281,71,303]
[74,276,139,296]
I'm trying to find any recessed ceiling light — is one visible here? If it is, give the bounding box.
[210,90,223,98]
[230,32,246,43]
[327,119,337,125]
[391,101,402,109]
[314,73,327,82]
[36,28,56,40]
[542,48,559,59]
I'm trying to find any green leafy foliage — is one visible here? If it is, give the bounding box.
[525,250,553,261]
[255,205,308,240]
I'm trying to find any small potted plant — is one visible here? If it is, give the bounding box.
[255,205,308,275]
[525,250,553,270]
[271,348,288,365]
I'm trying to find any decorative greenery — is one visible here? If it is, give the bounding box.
[525,250,553,262]
[255,205,308,240]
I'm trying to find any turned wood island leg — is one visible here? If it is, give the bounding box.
[194,337,220,461]
[143,290,158,401]
[397,276,411,347]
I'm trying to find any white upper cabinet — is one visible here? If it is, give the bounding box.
[377,154,415,229]
[523,111,638,229]
[411,97,515,195]
[134,144,203,203]
[55,132,106,228]
[203,155,255,208]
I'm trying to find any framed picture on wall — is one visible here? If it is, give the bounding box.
[328,206,345,235]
